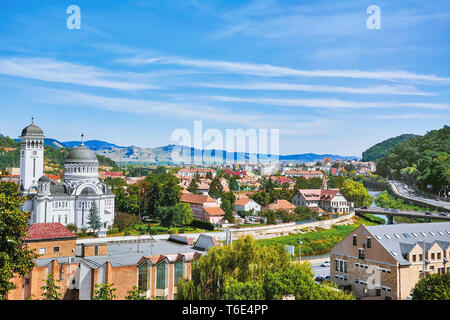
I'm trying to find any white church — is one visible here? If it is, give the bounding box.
[20,120,115,230]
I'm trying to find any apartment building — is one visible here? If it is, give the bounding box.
[330,222,450,300]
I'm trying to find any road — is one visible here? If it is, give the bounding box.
[390,180,450,211]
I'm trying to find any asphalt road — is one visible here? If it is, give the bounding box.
[391,181,450,211]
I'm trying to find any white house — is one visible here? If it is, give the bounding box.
[233,198,261,215]
[291,189,352,214]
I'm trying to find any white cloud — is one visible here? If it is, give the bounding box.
[194,82,433,96]
[124,55,450,83]
[0,57,159,91]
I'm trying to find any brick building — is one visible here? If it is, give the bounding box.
[330,222,450,300]
[7,223,206,300]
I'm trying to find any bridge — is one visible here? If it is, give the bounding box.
[355,207,450,224]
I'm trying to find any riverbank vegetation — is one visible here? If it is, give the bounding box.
[257,216,379,257]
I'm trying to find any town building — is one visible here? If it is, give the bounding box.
[19,120,115,230]
[330,222,450,300]
[180,193,225,224]
[284,170,325,180]
[233,198,262,215]
[178,168,216,178]
[291,189,352,214]
[263,199,296,213]
[7,223,208,300]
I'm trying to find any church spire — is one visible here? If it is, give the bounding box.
[81,133,84,145]
[31,116,34,124]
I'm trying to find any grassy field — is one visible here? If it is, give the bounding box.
[257,217,379,257]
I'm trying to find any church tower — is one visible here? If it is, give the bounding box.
[20,118,45,195]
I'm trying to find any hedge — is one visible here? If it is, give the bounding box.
[190,219,215,231]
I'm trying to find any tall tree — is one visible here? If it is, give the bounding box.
[87,202,102,232]
[160,179,181,207]
[220,199,234,223]
[176,235,353,300]
[146,181,161,219]
[340,179,373,208]
[0,181,38,299]
[208,177,224,200]
[187,178,201,194]
[158,203,193,228]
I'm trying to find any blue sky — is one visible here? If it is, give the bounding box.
[0,0,449,157]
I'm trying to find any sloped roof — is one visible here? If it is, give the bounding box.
[204,206,225,216]
[26,223,76,242]
[194,234,220,251]
[181,193,217,205]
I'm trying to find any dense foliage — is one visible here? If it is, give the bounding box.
[0,181,38,299]
[176,235,353,300]
[376,126,449,193]
[412,273,450,300]
[340,179,373,208]
[362,134,419,162]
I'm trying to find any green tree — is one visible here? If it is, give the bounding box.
[160,178,181,207]
[340,179,373,208]
[92,283,117,300]
[176,235,353,300]
[208,177,224,200]
[412,273,450,300]
[187,178,201,194]
[146,181,161,219]
[113,212,139,232]
[0,181,38,299]
[158,203,193,228]
[126,286,147,300]
[220,199,235,223]
[87,202,102,232]
[41,274,61,300]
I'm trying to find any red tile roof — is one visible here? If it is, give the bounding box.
[26,223,77,241]
[204,206,225,216]
[181,193,217,205]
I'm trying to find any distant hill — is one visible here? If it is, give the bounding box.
[377,125,449,193]
[362,134,419,162]
[5,135,358,166]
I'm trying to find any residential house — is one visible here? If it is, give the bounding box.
[263,199,296,213]
[291,189,351,214]
[234,198,262,215]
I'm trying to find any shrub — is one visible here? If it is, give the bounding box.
[169,228,179,234]
[66,224,78,233]
[113,212,139,232]
[190,219,214,231]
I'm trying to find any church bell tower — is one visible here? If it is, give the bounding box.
[20,117,45,195]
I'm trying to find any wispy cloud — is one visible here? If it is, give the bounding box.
[208,96,450,110]
[0,57,159,91]
[123,55,450,83]
[194,82,433,96]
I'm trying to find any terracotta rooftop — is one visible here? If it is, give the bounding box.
[181,193,217,205]
[204,206,225,216]
[25,223,77,242]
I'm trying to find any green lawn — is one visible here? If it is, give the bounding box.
[257,217,379,257]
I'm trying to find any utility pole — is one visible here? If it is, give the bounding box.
[137,185,142,252]
[299,234,302,263]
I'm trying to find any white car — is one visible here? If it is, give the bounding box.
[320,261,331,267]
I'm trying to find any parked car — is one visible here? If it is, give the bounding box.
[320,261,330,267]
[439,212,448,217]
[391,209,399,213]
[361,206,368,209]
[324,275,331,281]
[425,211,432,215]
[314,276,325,283]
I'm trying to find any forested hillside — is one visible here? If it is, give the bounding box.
[362,134,419,162]
[376,126,449,193]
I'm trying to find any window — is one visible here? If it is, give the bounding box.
[138,264,149,292]
[53,247,60,253]
[94,245,99,256]
[431,253,435,260]
[412,254,416,262]
[39,248,46,254]
[353,235,357,246]
[437,252,441,260]
[156,263,167,289]
[367,238,371,248]
[419,254,423,261]
[359,249,365,259]
[174,261,184,286]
